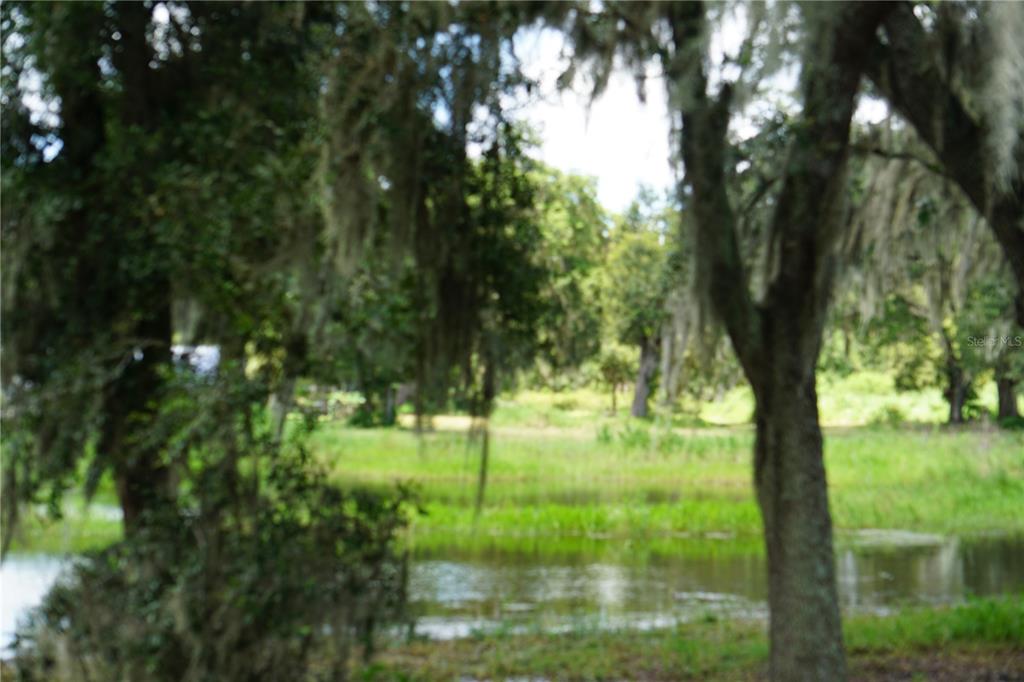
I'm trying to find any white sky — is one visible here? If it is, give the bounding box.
[512,28,675,214]
[512,23,889,214]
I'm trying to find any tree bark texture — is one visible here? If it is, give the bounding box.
[103,302,174,532]
[755,351,844,681]
[666,3,893,679]
[997,376,1020,420]
[945,362,971,424]
[631,336,659,418]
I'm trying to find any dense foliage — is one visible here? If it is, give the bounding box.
[12,451,410,682]
[2,1,1022,681]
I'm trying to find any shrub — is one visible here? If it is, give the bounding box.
[997,414,1024,430]
[868,404,908,427]
[617,423,652,450]
[11,453,412,682]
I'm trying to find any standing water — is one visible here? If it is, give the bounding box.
[2,532,1022,647]
[408,532,1024,638]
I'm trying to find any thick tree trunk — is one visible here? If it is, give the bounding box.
[101,3,176,534]
[664,4,891,679]
[754,364,845,681]
[111,437,171,533]
[103,304,174,533]
[631,336,659,418]
[997,377,1020,420]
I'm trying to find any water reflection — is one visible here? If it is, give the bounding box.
[408,533,1024,637]
[2,533,1021,646]
[837,539,964,609]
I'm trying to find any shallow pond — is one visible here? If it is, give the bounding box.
[2,532,1022,647]
[409,532,1024,638]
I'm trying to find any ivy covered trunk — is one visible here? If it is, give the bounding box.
[103,3,176,533]
[754,349,845,680]
[102,301,174,532]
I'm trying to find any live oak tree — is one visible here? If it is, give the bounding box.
[3,3,554,678]
[600,195,672,418]
[865,2,1024,327]
[531,168,608,385]
[1,1,330,536]
[2,0,551,537]
[3,5,416,678]
[673,5,893,678]
[560,2,893,678]
[845,138,1008,423]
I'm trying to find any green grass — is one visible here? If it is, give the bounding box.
[309,419,1024,544]
[407,531,766,562]
[499,373,981,428]
[844,596,1024,651]
[11,377,1022,554]
[7,511,122,554]
[12,422,1023,555]
[359,597,1024,681]
[701,372,1014,427]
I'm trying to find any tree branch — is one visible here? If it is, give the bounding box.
[849,142,946,177]
[761,3,895,340]
[667,1,765,386]
[865,2,1024,325]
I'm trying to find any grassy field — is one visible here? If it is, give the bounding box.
[11,375,1023,555]
[357,597,1024,680]
[310,418,1024,547]
[491,371,1001,429]
[12,410,1024,556]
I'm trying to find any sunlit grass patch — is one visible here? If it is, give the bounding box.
[6,512,123,554]
[11,379,1022,554]
[308,420,1024,543]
